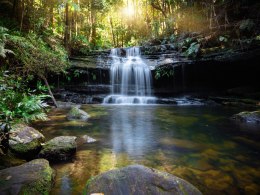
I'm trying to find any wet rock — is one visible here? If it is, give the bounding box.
[0,123,9,154]
[0,152,26,170]
[56,101,80,108]
[231,111,260,124]
[85,164,202,195]
[0,159,54,195]
[67,106,90,121]
[233,136,260,150]
[172,166,234,194]
[77,135,96,147]
[39,136,77,161]
[9,124,45,157]
[160,138,204,152]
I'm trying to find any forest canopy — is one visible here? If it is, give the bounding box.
[1,0,259,53]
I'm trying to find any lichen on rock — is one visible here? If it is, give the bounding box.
[8,124,45,157]
[231,111,260,124]
[85,164,202,195]
[39,136,77,161]
[67,106,90,121]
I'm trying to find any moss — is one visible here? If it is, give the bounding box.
[10,139,41,155]
[82,105,108,118]
[69,107,81,118]
[21,163,55,194]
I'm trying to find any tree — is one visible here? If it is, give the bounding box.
[6,32,69,107]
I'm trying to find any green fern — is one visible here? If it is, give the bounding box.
[0,26,14,58]
[0,71,49,124]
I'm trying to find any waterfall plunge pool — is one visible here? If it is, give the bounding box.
[32,105,260,194]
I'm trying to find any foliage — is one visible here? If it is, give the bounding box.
[6,32,69,77]
[0,0,258,51]
[155,66,174,80]
[0,27,14,58]
[177,37,201,58]
[219,36,228,43]
[239,19,255,32]
[0,71,49,125]
[185,42,201,58]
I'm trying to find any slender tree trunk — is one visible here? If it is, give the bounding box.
[19,0,25,32]
[90,9,97,47]
[12,0,17,18]
[50,6,54,29]
[41,75,58,108]
[64,2,70,53]
[109,17,116,47]
[75,0,80,36]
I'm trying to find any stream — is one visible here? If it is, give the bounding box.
[33,105,260,194]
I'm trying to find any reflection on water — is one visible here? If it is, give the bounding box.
[109,107,156,157]
[32,105,260,195]
[61,175,71,195]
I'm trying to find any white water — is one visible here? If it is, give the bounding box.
[103,47,156,104]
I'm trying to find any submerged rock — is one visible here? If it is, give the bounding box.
[77,135,96,147]
[67,106,90,121]
[85,165,202,195]
[9,124,45,157]
[39,136,77,161]
[0,152,26,170]
[231,111,260,124]
[0,159,54,195]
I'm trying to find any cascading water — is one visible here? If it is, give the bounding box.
[103,47,156,104]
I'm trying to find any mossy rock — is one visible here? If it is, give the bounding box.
[231,111,260,124]
[39,136,77,161]
[0,159,55,195]
[67,106,90,121]
[9,124,45,157]
[85,165,202,195]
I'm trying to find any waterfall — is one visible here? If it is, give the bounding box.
[103,47,156,104]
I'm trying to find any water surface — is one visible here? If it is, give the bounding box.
[33,105,260,195]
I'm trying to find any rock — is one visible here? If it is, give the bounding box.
[0,123,9,154]
[56,101,80,108]
[39,136,77,161]
[67,106,90,121]
[233,136,260,150]
[0,152,26,170]
[77,135,96,147]
[0,159,54,195]
[85,165,202,195]
[231,111,260,124]
[9,124,45,157]
[160,137,204,152]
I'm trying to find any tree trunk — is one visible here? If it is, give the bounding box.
[19,0,25,32]
[12,0,17,18]
[90,9,97,47]
[109,17,116,47]
[50,6,54,29]
[64,2,70,53]
[41,75,58,108]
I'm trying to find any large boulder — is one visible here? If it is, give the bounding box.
[85,165,202,195]
[9,124,45,157]
[231,111,260,124]
[39,136,77,161]
[67,106,90,121]
[0,159,54,195]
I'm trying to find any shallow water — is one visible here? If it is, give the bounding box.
[33,105,260,195]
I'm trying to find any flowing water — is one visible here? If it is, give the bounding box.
[32,105,260,195]
[103,47,156,104]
